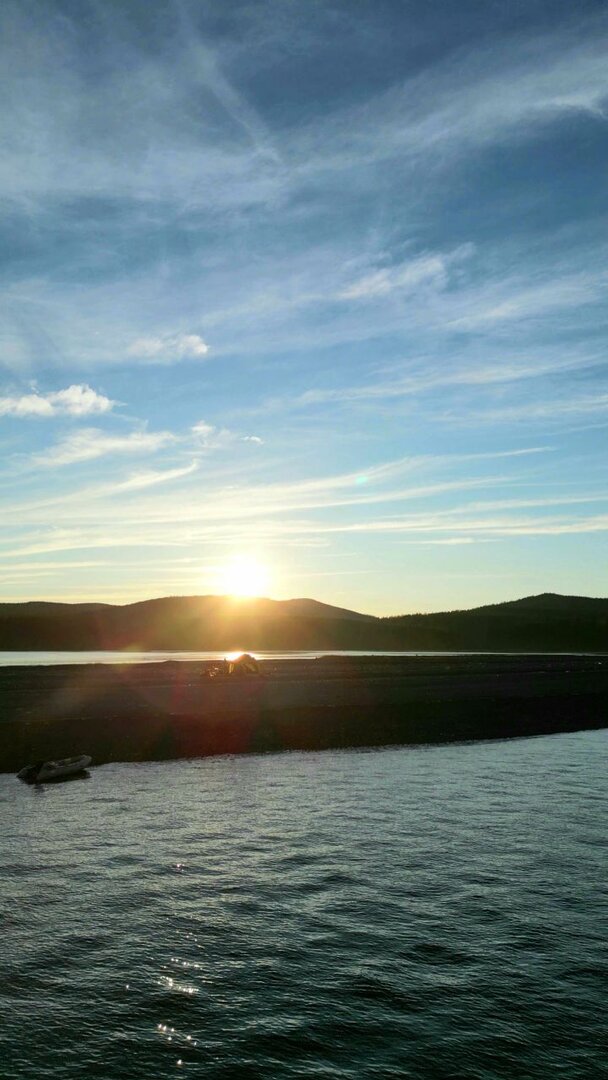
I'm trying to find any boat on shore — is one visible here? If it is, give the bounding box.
[17,755,92,784]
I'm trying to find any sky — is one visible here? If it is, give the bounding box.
[1,0,607,615]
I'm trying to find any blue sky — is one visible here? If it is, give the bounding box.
[1,0,607,614]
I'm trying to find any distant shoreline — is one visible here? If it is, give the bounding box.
[2,647,607,667]
[2,654,606,774]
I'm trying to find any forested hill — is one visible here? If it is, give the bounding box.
[0,593,606,652]
[379,593,608,652]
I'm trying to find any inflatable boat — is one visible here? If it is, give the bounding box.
[17,755,92,784]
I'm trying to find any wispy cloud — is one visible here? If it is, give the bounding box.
[0,384,115,417]
[294,27,608,177]
[101,461,199,494]
[3,9,605,207]
[5,462,199,516]
[30,427,176,468]
[447,271,608,330]
[297,512,608,540]
[6,445,551,532]
[339,246,473,301]
[1,7,606,376]
[395,538,485,546]
[18,415,264,475]
[174,4,282,165]
[443,392,608,426]
[256,346,605,416]
[3,505,607,565]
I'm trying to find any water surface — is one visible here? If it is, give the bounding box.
[1,732,606,1078]
[0,648,585,666]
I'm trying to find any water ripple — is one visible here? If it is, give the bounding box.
[2,730,607,1078]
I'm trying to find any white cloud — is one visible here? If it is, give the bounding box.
[0,384,115,417]
[31,427,176,468]
[191,421,216,442]
[127,334,210,362]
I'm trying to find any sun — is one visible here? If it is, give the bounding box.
[216,555,271,598]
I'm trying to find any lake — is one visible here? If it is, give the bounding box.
[0,649,581,666]
[1,730,606,1078]
[0,649,428,667]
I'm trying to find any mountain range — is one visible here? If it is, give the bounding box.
[0,593,606,652]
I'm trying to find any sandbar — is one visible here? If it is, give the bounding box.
[1,654,606,772]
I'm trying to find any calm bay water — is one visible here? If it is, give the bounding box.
[1,732,606,1079]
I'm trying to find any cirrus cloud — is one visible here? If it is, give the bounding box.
[31,427,177,468]
[339,245,474,301]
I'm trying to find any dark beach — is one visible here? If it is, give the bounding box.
[1,653,606,773]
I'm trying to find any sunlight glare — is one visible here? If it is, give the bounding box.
[216,556,271,598]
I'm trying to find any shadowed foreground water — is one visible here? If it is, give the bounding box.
[1,732,606,1079]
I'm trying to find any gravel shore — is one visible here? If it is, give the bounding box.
[2,654,606,772]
